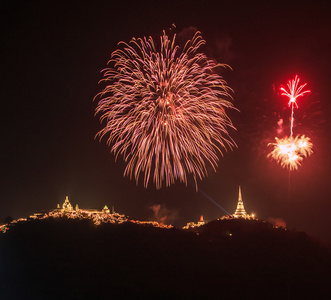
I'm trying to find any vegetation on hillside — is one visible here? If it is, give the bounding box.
[1,218,330,299]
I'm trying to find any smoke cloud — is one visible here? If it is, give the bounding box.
[277,118,284,135]
[150,204,178,225]
[213,36,235,62]
[268,217,286,228]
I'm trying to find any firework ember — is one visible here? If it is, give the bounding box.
[95,31,236,189]
[268,135,313,171]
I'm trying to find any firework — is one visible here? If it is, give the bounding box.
[268,135,313,171]
[95,31,236,189]
[280,75,310,136]
[268,75,312,170]
[280,75,310,109]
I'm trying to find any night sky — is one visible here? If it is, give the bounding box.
[1,1,330,243]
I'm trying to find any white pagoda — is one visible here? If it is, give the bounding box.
[233,186,253,219]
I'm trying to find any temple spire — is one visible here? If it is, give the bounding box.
[233,186,248,218]
[62,196,73,212]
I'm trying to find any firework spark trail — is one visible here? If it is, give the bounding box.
[95,31,236,189]
[280,75,310,137]
[268,75,312,170]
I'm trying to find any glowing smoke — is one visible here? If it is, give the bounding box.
[150,204,178,225]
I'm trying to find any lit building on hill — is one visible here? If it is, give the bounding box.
[63,196,73,211]
[183,215,205,229]
[26,196,127,225]
[233,186,248,218]
[220,186,256,220]
[102,205,110,214]
[231,186,255,219]
[52,197,111,215]
[9,196,171,229]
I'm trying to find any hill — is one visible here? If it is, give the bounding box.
[1,218,331,299]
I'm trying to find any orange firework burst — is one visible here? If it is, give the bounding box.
[95,30,236,189]
[268,135,313,171]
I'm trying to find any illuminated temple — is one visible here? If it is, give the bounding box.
[53,196,112,215]
[183,187,256,229]
[25,196,127,225]
[182,215,205,229]
[1,190,255,234]
[232,186,255,219]
[5,196,172,229]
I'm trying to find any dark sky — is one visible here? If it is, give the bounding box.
[1,1,330,243]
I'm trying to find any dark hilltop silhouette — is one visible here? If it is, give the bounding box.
[1,217,331,300]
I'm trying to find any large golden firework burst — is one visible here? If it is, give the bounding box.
[95,31,236,188]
